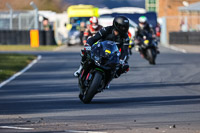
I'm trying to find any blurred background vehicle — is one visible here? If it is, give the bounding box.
[1,0,200,46]
[66,5,99,31]
[67,24,81,46]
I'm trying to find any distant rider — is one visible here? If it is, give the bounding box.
[135,16,159,53]
[74,16,130,82]
[83,17,103,45]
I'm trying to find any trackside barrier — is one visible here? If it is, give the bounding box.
[169,32,200,45]
[0,30,56,45]
[30,30,39,47]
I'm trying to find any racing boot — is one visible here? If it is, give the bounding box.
[114,68,122,78]
[115,64,129,78]
[74,64,83,77]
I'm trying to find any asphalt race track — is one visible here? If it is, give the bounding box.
[0,46,200,133]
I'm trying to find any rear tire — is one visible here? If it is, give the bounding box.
[82,71,102,104]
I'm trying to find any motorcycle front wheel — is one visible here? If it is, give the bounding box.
[147,48,156,65]
[81,71,103,104]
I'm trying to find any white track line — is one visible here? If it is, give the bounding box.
[163,45,187,53]
[0,55,42,88]
[0,126,34,130]
[65,130,107,133]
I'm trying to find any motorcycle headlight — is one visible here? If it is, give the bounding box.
[95,60,100,66]
[93,56,100,66]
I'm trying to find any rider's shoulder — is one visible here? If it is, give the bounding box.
[98,26,112,35]
[102,26,112,32]
[98,25,103,29]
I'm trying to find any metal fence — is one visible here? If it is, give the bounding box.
[0,11,36,30]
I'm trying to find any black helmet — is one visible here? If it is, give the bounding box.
[113,15,129,34]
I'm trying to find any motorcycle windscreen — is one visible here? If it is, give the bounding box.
[91,41,120,65]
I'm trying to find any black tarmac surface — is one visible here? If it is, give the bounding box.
[0,46,200,133]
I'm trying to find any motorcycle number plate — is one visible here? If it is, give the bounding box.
[144,40,149,45]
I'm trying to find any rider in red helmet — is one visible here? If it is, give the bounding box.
[83,17,103,45]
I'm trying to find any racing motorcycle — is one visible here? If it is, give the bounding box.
[78,41,120,104]
[135,32,157,65]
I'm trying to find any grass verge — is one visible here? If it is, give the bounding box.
[0,54,36,82]
[0,45,59,51]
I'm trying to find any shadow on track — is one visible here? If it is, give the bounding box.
[111,82,200,91]
[93,95,200,106]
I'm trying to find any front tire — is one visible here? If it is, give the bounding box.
[147,48,156,65]
[81,71,102,104]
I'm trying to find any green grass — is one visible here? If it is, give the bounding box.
[0,54,36,82]
[0,45,59,51]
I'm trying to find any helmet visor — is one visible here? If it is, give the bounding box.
[116,23,128,33]
[139,22,146,25]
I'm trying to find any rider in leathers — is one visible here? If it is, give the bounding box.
[74,16,130,85]
[135,16,159,53]
[83,16,103,45]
